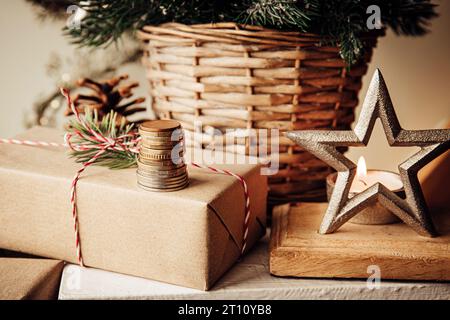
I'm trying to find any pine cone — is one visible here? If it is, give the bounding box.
[65,74,147,124]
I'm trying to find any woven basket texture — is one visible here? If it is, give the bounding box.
[138,23,379,203]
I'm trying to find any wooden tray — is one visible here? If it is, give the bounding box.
[270,203,450,281]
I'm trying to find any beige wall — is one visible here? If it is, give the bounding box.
[0,0,70,136]
[0,0,148,137]
[0,0,449,172]
[348,0,450,171]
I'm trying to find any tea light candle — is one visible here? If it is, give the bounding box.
[350,156,403,193]
[326,156,405,225]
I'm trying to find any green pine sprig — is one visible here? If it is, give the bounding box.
[240,0,318,32]
[32,0,438,66]
[67,109,138,169]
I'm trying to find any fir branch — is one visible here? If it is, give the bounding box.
[32,0,438,65]
[66,0,157,47]
[375,0,438,36]
[67,109,138,169]
[240,0,316,31]
[314,0,367,66]
[65,0,242,47]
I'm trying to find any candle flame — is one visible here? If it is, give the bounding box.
[356,156,367,179]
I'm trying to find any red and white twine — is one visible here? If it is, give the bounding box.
[190,163,251,254]
[0,138,65,148]
[0,88,252,266]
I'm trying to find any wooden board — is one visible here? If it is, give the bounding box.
[59,235,450,300]
[270,203,450,281]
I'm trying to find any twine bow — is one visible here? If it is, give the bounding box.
[1,88,252,267]
[61,88,144,266]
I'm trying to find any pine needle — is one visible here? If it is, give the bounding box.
[60,0,437,66]
[67,109,138,169]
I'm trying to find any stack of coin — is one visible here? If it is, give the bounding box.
[137,120,188,192]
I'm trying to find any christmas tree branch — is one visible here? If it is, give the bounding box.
[67,109,139,169]
[28,0,438,65]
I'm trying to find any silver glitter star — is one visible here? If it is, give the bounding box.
[286,69,450,237]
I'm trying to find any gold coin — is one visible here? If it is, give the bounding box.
[137,182,189,191]
[140,146,176,155]
[137,170,187,180]
[136,172,188,185]
[139,154,171,161]
[139,148,183,156]
[137,181,189,192]
[137,164,186,174]
[140,136,184,145]
[140,135,184,142]
[139,120,181,133]
[138,156,184,164]
[136,172,188,184]
[139,153,182,161]
[140,148,184,160]
[137,177,189,189]
[140,131,183,138]
[142,131,183,139]
[138,158,185,168]
[137,166,187,178]
[140,141,185,151]
[139,121,183,139]
[140,131,184,140]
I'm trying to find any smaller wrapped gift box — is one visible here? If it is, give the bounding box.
[0,127,267,290]
[0,257,64,300]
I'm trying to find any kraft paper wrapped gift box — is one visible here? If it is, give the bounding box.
[0,257,64,300]
[0,127,267,290]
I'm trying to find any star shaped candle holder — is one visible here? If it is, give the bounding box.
[286,69,450,237]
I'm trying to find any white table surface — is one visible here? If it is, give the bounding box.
[58,236,450,300]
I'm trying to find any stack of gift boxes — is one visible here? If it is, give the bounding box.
[0,126,267,299]
[2,125,448,299]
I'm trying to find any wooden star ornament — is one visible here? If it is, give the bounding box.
[286,69,450,237]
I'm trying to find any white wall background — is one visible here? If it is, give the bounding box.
[0,0,449,172]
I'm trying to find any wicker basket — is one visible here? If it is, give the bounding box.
[138,23,379,204]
